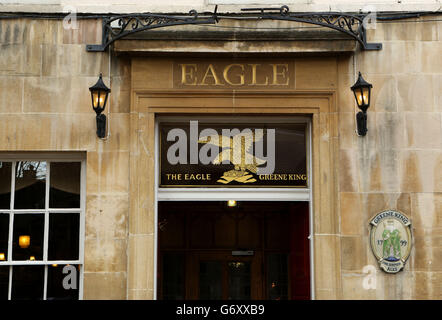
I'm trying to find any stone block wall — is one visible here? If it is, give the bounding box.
[337,16,441,299]
[0,17,132,299]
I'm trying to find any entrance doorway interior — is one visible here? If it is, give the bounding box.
[157,201,310,300]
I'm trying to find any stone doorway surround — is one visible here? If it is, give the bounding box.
[127,56,341,299]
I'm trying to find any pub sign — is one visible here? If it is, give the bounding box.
[160,121,307,187]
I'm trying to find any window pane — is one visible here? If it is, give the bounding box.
[0,266,9,300]
[11,266,44,300]
[0,214,9,261]
[0,162,12,209]
[48,213,79,261]
[13,214,44,261]
[14,161,46,209]
[47,264,79,300]
[50,162,81,208]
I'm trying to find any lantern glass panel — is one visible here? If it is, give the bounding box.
[362,87,370,106]
[99,91,107,109]
[93,91,108,110]
[92,91,99,109]
[355,88,363,107]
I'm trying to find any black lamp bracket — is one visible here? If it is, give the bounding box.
[86,5,382,52]
[356,111,368,136]
[96,113,107,139]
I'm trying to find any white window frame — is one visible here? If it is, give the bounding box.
[154,116,315,300]
[0,152,86,300]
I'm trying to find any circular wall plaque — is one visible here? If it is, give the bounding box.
[369,210,412,273]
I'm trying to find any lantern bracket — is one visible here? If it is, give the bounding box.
[86,5,382,52]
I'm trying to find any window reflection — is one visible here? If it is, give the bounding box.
[50,163,81,208]
[48,213,79,261]
[11,266,44,300]
[14,161,46,209]
[13,214,44,261]
[0,162,11,209]
[0,214,9,261]
[0,266,8,300]
[46,265,79,300]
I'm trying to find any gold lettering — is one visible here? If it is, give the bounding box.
[166,173,182,180]
[177,62,290,87]
[288,174,307,180]
[248,64,269,86]
[271,64,289,85]
[184,173,211,180]
[200,64,222,86]
[223,64,245,86]
[179,64,197,85]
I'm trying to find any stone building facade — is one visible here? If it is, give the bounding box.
[0,0,440,300]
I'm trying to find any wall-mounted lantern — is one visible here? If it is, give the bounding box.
[351,72,372,136]
[89,74,111,139]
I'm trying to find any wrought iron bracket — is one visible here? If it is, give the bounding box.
[86,5,382,52]
[86,8,219,52]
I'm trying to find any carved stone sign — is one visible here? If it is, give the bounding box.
[173,62,294,88]
[369,210,412,273]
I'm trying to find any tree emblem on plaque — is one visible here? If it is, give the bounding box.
[369,210,412,273]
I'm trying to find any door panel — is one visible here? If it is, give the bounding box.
[191,252,262,300]
[228,261,251,300]
[199,261,223,300]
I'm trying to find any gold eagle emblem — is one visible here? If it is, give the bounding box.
[198,131,267,184]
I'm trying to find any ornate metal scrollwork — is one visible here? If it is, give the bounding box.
[86,5,381,52]
[86,8,218,52]
[248,6,381,50]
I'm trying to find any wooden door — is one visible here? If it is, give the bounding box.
[188,251,263,300]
